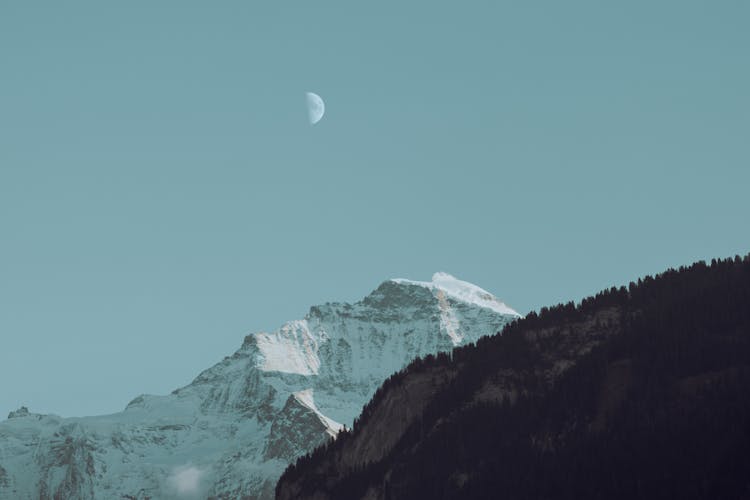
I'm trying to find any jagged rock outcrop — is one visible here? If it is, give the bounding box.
[263,390,342,462]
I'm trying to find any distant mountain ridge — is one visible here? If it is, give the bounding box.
[0,273,519,499]
[277,256,750,500]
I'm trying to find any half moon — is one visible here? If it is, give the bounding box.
[306,92,325,125]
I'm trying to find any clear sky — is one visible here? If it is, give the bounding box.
[1,1,748,419]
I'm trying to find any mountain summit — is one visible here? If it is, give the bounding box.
[0,274,519,499]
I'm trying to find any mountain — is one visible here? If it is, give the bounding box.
[276,256,750,500]
[0,273,519,500]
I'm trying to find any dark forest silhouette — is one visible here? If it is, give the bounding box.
[277,255,750,499]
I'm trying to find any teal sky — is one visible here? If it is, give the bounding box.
[1,1,748,419]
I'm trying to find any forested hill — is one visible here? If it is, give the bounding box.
[276,255,750,500]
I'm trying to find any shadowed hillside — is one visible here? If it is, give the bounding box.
[277,255,750,500]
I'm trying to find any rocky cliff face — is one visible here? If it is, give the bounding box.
[0,273,518,499]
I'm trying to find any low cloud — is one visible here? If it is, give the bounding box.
[167,464,205,497]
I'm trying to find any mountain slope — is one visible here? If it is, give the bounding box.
[276,256,750,500]
[0,273,519,500]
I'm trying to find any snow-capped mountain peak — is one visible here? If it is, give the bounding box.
[0,273,519,499]
[392,272,521,317]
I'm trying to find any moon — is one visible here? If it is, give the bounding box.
[306,92,325,125]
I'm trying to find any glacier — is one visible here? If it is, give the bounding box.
[0,273,519,499]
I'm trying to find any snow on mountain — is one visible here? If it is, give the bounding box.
[0,274,519,499]
[392,272,520,318]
